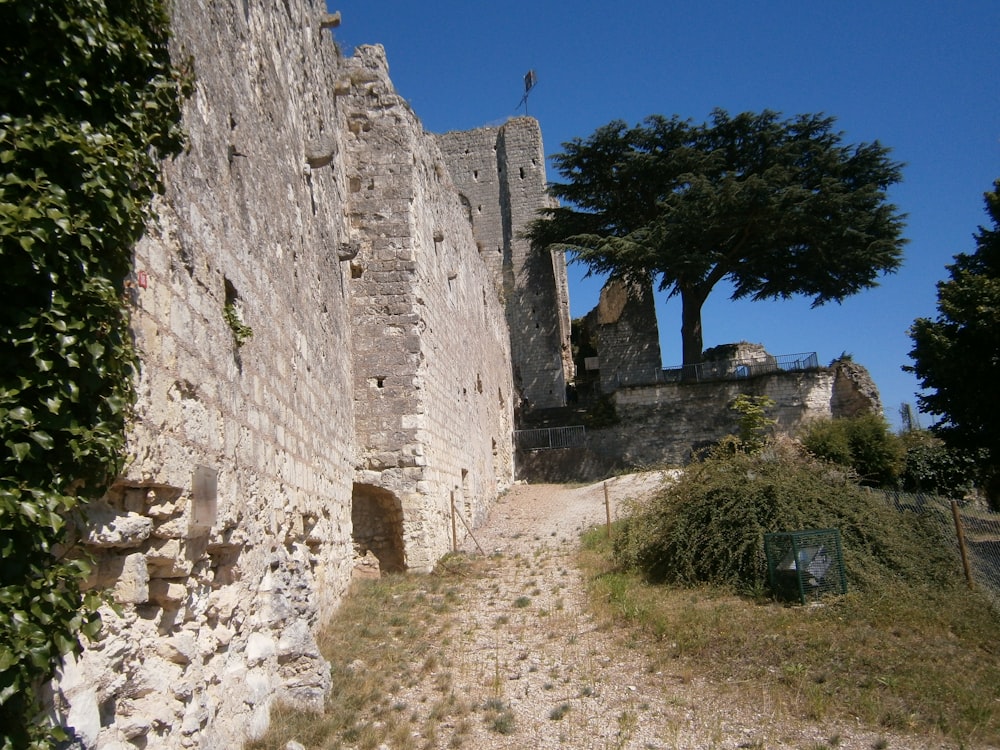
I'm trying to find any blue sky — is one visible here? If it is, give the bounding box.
[329,1,999,428]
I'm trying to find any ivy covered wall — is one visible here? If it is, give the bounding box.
[0,1,188,745]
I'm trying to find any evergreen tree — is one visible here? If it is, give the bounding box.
[906,180,1000,506]
[526,110,906,368]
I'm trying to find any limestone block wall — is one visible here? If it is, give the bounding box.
[48,2,515,748]
[513,371,837,481]
[519,362,881,484]
[588,368,848,467]
[437,119,573,413]
[583,280,662,392]
[340,46,515,572]
[49,3,357,747]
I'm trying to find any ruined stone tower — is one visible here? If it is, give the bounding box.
[437,119,573,414]
[582,279,663,393]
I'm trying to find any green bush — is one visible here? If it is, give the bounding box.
[899,430,982,498]
[613,441,956,595]
[729,394,776,454]
[583,394,619,428]
[801,414,905,487]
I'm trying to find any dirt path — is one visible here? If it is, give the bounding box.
[385,475,954,750]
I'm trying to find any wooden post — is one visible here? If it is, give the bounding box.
[451,491,458,553]
[951,499,975,590]
[454,506,486,556]
[604,481,612,538]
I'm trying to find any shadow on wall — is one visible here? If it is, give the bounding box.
[515,447,626,484]
[351,483,406,572]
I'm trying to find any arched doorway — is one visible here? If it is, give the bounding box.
[351,483,406,573]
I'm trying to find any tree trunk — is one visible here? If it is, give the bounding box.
[680,287,706,375]
[985,468,1000,513]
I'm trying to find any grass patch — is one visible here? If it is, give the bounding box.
[579,525,1000,745]
[548,702,571,720]
[247,554,485,750]
[482,699,516,735]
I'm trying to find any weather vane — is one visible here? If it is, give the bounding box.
[518,70,537,115]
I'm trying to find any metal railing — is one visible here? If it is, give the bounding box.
[616,352,820,387]
[514,425,586,451]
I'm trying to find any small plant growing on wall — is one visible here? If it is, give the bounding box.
[583,394,619,428]
[223,302,253,347]
[730,394,776,454]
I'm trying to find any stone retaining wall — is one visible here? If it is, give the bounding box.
[518,363,879,482]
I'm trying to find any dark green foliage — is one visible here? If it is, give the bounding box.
[613,444,954,595]
[801,414,905,487]
[583,394,619,428]
[0,1,189,745]
[899,430,982,499]
[526,109,906,366]
[906,180,1000,507]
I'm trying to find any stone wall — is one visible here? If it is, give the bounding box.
[49,2,515,747]
[437,119,573,414]
[604,369,839,465]
[582,279,662,393]
[518,362,880,482]
[342,46,515,571]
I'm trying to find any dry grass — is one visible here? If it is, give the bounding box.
[248,508,1000,749]
[247,553,484,750]
[579,525,1000,747]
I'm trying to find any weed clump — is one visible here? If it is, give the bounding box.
[613,440,957,594]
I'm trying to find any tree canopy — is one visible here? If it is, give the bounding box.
[906,180,1000,505]
[526,109,907,367]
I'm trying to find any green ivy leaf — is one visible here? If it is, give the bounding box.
[7,442,31,462]
[28,431,53,451]
[6,407,33,425]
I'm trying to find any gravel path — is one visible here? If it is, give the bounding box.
[387,474,962,750]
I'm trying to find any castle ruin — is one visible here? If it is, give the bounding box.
[46,1,882,746]
[49,2,561,745]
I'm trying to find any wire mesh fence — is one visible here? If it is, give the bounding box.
[869,489,1000,609]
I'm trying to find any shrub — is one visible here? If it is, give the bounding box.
[899,430,982,498]
[613,441,956,594]
[801,414,905,487]
[729,394,776,454]
[583,394,619,428]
